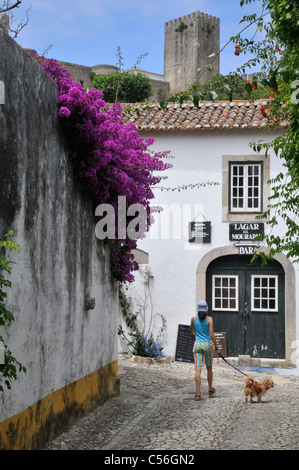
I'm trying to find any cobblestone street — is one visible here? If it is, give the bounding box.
[44,355,299,452]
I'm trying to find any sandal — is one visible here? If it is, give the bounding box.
[194,394,201,401]
[208,387,216,396]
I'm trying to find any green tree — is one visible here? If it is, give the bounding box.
[0,231,26,392]
[169,72,268,105]
[165,0,299,262]
[234,0,299,263]
[91,70,152,103]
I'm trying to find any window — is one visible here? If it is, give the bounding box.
[212,275,239,311]
[230,163,262,212]
[251,275,278,312]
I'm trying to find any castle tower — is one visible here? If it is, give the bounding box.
[164,11,220,94]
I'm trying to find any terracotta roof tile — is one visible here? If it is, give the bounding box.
[122,100,280,131]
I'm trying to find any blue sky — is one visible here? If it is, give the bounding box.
[14,0,266,76]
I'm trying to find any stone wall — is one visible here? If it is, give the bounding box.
[62,60,169,101]
[61,61,119,89]
[0,30,119,449]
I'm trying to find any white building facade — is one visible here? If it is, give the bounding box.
[122,101,298,367]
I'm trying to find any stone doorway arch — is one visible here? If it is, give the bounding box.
[196,245,296,364]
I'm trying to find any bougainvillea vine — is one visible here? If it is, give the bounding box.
[27,51,171,282]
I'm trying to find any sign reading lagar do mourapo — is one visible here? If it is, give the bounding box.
[229,222,264,241]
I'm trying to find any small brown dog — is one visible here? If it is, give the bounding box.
[244,377,274,403]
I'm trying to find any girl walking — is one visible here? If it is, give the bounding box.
[190,301,221,400]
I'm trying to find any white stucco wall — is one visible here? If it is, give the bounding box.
[129,128,298,365]
[0,31,119,424]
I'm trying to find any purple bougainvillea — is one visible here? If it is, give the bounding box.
[27,51,170,282]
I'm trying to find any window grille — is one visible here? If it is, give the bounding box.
[251,275,278,312]
[230,163,262,212]
[212,275,239,311]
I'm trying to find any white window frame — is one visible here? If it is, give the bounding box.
[212,275,239,311]
[230,162,262,213]
[251,275,278,312]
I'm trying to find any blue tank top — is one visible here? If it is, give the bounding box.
[193,317,211,342]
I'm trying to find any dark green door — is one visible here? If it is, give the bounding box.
[206,255,285,358]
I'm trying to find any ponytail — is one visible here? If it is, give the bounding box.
[198,311,207,321]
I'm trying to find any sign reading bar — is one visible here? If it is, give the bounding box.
[229,222,264,241]
[189,221,211,243]
[234,242,260,255]
[175,324,227,363]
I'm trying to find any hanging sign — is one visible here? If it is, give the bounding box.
[229,222,264,241]
[189,221,211,243]
[234,241,260,255]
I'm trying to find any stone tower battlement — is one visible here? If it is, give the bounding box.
[164,11,220,94]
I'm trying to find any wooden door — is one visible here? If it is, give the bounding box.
[206,255,285,358]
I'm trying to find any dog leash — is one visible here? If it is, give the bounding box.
[218,353,257,382]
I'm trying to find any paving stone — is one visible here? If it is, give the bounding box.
[44,355,299,451]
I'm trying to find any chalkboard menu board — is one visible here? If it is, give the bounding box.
[175,324,194,363]
[175,324,227,363]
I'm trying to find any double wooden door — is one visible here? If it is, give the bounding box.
[206,255,285,358]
